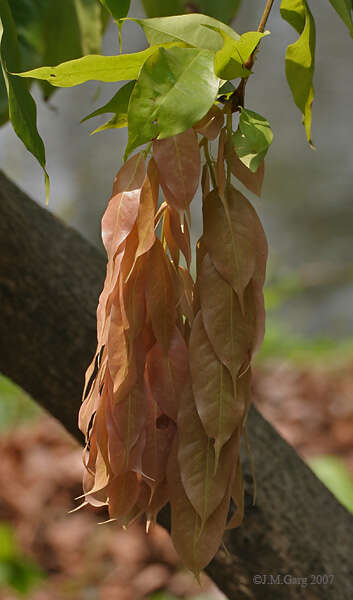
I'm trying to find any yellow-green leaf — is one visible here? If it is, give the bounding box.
[13,45,166,87]
[280,0,316,145]
[190,311,242,469]
[81,80,135,134]
[212,29,269,80]
[134,13,240,52]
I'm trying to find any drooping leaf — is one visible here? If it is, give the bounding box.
[134,13,240,51]
[233,107,273,173]
[190,311,242,469]
[14,44,169,87]
[153,128,201,212]
[203,187,258,309]
[99,0,130,21]
[193,104,224,140]
[145,327,189,421]
[145,239,176,353]
[0,0,49,198]
[106,293,131,395]
[142,376,176,485]
[167,436,234,575]
[280,0,316,145]
[177,384,237,525]
[102,152,146,257]
[230,148,264,197]
[108,472,141,525]
[141,0,242,25]
[133,170,157,262]
[122,257,146,341]
[199,254,256,380]
[112,382,147,466]
[212,29,269,80]
[81,80,135,133]
[126,46,219,155]
[328,0,353,37]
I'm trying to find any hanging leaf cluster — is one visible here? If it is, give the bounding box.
[6,10,269,574]
[77,116,267,573]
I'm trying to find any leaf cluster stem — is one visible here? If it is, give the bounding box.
[225,105,233,187]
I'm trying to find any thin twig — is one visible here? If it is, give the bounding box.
[233,0,276,108]
[257,0,275,33]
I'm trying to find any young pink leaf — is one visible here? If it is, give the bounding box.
[189,311,242,469]
[134,173,156,262]
[177,379,238,526]
[167,437,233,575]
[231,149,264,197]
[142,377,176,485]
[199,254,256,381]
[203,187,258,310]
[153,129,201,212]
[194,105,224,140]
[145,239,176,353]
[112,151,146,196]
[108,471,141,526]
[112,381,147,468]
[145,327,189,421]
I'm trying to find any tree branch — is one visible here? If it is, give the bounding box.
[0,170,352,600]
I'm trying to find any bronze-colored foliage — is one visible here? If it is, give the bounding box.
[79,117,268,575]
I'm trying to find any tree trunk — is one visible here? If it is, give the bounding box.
[0,171,352,600]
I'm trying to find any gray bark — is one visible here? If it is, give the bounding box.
[0,170,352,600]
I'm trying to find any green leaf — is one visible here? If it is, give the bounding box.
[212,29,269,80]
[126,46,219,156]
[233,107,273,172]
[99,0,130,20]
[142,0,242,24]
[328,0,353,37]
[0,0,49,199]
[133,13,240,52]
[217,80,235,100]
[14,45,168,87]
[280,0,316,145]
[81,80,134,133]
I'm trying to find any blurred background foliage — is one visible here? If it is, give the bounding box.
[0,0,352,597]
